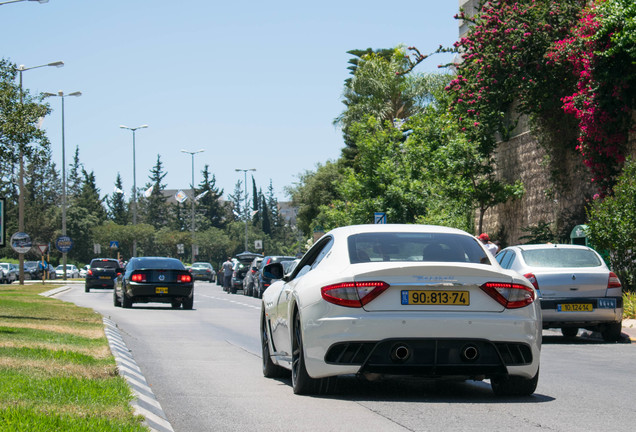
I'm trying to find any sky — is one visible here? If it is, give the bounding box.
[2,0,461,202]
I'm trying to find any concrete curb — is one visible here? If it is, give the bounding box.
[103,318,175,432]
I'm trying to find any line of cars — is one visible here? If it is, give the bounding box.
[258,223,625,397]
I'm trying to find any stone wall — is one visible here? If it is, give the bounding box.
[479,131,596,245]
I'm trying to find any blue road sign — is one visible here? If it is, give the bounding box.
[374,212,387,224]
[110,241,119,249]
[55,236,73,253]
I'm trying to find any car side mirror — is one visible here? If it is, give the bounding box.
[262,262,284,281]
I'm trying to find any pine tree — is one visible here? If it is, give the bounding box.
[139,155,169,229]
[196,164,226,229]
[67,146,83,199]
[106,173,129,225]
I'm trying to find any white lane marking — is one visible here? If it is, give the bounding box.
[197,293,260,310]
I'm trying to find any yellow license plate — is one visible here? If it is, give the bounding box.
[99,276,110,280]
[558,303,593,312]
[402,290,469,305]
[156,287,168,294]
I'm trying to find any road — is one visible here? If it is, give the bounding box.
[57,282,636,432]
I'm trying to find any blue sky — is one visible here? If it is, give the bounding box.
[2,0,460,202]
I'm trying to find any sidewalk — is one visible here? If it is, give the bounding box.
[622,319,636,341]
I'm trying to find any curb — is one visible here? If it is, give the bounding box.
[103,318,175,432]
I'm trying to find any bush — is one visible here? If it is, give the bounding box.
[587,158,636,290]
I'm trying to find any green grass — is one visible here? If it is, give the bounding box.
[0,284,148,431]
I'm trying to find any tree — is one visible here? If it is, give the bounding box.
[227,180,244,223]
[139,154,169,229]
[335,47,442,162]
[196,164,226,229]
[66,146,83,199]
[106,173,129,225]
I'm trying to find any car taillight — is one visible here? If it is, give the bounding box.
[131,273,147,283]
[523,273,539,290]
[608,272,622,289]
[178,274,192,283]
[480,282,536,309]
[87,269,93,276]
[321,281,390,308]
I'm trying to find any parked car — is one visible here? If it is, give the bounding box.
[0,263,18,284]
[55,264,80,279]
[79,265,90,278]
[85,258,123,292]
[113,256,194,309]
[254,255,296,298]
[242,257,263,296]
[260,224,541,396]
[189,262,216,282]
[24,261,42,280]
[231,252,262,294]
[496,243,623,341]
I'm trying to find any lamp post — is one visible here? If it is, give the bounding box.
[43,90,81,280]
[235,168,256,252]
[0,0,49,5]
[119,125,148,257]
[181,149,204,264]
[15,60,64,285]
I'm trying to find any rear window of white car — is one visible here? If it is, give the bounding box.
[521,248,602,268]
[348,232,489,264]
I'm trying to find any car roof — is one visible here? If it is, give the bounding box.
[325,224,473,237]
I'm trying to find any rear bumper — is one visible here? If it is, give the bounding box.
[540,297,623,327]
[300,307,541,380]
[86,277,116,288]
[127,283,193,303]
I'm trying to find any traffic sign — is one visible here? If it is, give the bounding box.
[11,232,32,254]
[55,236,73,253]
[110,241,119,249]
[374,212,387,224]
[37,244,48,254]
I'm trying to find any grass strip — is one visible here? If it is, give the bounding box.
[0,284,148,431]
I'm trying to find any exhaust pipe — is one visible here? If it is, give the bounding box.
[390,344,411,362]
[461,344,479,362]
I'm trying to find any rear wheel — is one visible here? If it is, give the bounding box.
[183,295,194,310]
[113,290,121,307]
[171,301,181,309]
[561,327,578,338]
[491,368,539,397]
[291,311,336,395]
[261,310,287,378]
[601,322,622,342]
[122,293,132,309]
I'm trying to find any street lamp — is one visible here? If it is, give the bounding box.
[15,60,64,284]
[43,90,81,281]
[0,0,49,5]
[235,168,256,252]
[181,149,204,264]
[120,124,148,257]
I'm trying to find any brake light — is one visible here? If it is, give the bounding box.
[178,274,192,283]
[480,282,535,309]
[131,273,147,283]
[608,272,622,289]
[87,269,93,276]
[524,273,539,290]
[321,281,390,308]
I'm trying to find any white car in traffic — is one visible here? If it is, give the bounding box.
[55,264,80,279]
[260,224,541,396]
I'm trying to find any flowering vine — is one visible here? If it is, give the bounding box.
[447,0,635,192]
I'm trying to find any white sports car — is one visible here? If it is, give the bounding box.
[260,224,541,396]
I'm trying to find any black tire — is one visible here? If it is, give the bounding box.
[230,286,237,294]
[122,293,133,309]
[601,322,622,342]
[171,301,181,309]
[561,327,578,338]
[113,290,121,307]
[183,295,194,310]
[491,368,539,396]
[261,309,287,378]
[291,311,336,395]
[85,285,90,293]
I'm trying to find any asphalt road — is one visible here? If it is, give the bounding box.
[57,282,636,432]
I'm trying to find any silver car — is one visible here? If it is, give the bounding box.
[496,244,623,341]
